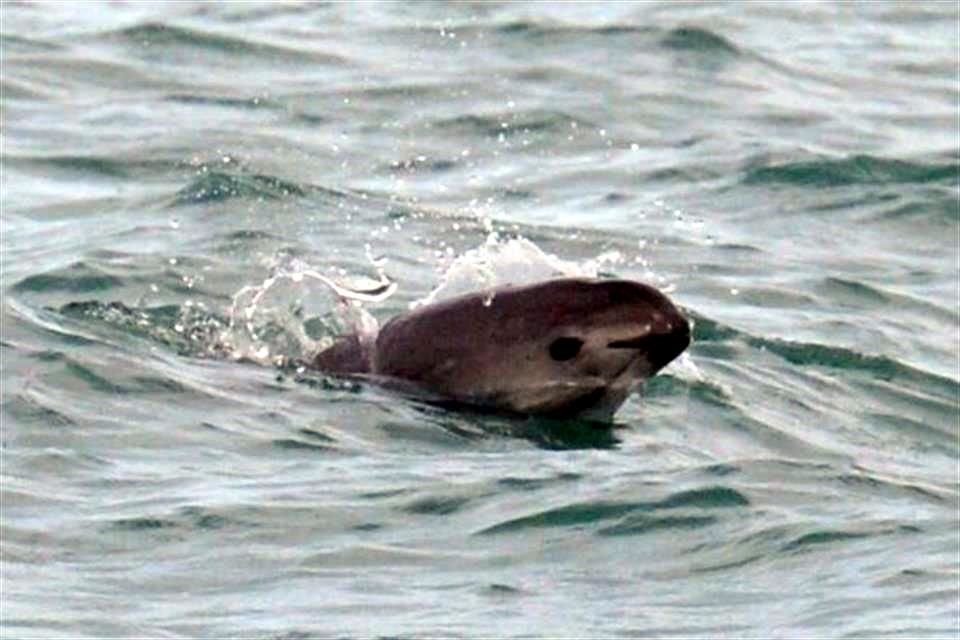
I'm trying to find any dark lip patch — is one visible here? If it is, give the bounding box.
[607,324,691,373]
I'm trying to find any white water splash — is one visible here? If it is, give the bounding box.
[415,234,590,308]
[219,258,393,366]
[215,233,684,370]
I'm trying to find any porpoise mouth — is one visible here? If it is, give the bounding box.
[606,322,691,374]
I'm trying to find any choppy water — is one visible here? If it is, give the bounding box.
[3,2,959,638]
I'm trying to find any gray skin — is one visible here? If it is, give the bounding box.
[311,277,691,420]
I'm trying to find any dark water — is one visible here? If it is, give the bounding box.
[3,2,959,638]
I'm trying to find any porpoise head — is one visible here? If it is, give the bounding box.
[372,278,690,420]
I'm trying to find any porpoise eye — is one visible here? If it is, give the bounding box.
[549,336,584,362]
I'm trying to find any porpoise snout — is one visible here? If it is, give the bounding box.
[607,312,691,374]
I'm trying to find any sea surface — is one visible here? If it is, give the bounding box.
[2,2,958,638]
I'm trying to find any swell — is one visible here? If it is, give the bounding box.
[743,154,958,187]
[389,19,656,42]
[434,110,596,139]
[815,277,958,324]
[11,254,229,303]
[169,170,363,208]
[659,26,740,55]
[687,520,927,574]
[691,311,958,397]
[103,22,347,66]
[6,154,143,180]
[412,20,739,59]
[869,188,960,225]
[477,485,749,535]
[13,263,124,294]
[687,310,959,450]
[13,342,191,396]
[0,33,62,55]
[163,93,280,110]
[2,392,77,428]
[494,21,656,39]
[56,300,231,359]
[171,171,309,206]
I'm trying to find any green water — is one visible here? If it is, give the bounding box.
[2,2,958,638]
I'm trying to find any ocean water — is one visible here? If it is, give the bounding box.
[2,2,958,638]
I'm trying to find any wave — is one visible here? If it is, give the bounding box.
[56,300,230,358]
[660,26,740,55]
[434,110,595,139]
[452,20,738,58]
[6,154,166,181]
[690,310,957,391]
[3,392,77,428]
[872,190,960,224]
[688,520,926,574]
[750,336,958,397]
[477,485,749,535]
[105,22,346,66]
[494,21,655,38]
[13,263,124,294]
[0,33,63,55]
[743,154,959,187]
[164,93,278,110]
[816,277,957,322]
[171,171,309,206]
[780,524,921,553]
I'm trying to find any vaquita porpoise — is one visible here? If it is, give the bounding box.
[310,277,690,420]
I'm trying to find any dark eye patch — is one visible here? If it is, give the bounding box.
[549,336,584,362]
